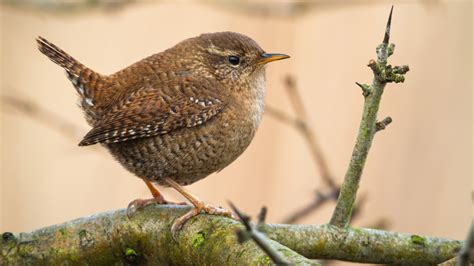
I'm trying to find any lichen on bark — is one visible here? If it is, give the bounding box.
[1,206,460,265]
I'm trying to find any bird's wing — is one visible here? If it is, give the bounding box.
[78,85,225,146]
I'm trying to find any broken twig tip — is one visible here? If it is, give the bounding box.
[383,6,394,44]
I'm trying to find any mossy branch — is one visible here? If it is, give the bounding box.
[0,206,315,265]
[266,224,460,265]
[329,6,409,227]
[1,206,460,265]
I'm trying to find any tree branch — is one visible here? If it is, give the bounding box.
[265,223,461,265]
[1,207,460,265]
[329,6,409,227]
[0,206,314,265]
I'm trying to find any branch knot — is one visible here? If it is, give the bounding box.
[376,117,393,132]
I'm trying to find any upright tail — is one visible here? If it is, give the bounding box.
[37,37,108,122]
[37,36,84,75]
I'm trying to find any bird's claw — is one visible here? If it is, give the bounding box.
[170,203,237,241]
[127,198,188,219]
[127,200,141,219]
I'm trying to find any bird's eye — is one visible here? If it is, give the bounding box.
[228,56,240,66]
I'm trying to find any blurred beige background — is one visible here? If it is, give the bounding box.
[0,0,472,258]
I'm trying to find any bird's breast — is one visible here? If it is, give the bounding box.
[217,73,266,153]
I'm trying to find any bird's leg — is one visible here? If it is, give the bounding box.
[127,180,187,218]
[163,177,237,239]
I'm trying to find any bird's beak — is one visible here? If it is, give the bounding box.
[258,53,290,65]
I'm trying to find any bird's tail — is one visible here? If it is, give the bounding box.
[37,36,85,74]
[37,36,107,119]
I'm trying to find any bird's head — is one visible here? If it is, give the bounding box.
[179,32,289,86]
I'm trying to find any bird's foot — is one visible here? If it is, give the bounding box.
[162,177,237,240]
[127,196,187,218]
[171,201,237,240]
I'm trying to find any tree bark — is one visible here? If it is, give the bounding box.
[1,206,460,265]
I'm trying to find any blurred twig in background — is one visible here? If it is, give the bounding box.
[266,76,341,224]
[1,95,84,141]
[265,72,392,228]
[283,76,336,189]
[267,77,375,226]
[1,94,102,152]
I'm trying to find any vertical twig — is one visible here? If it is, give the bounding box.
[330,6,409,227]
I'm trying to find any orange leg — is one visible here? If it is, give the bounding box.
[144,180,166,200]
[127,180,187,218]
[163,177,237,240]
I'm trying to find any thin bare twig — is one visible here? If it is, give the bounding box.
[228,202,295,266]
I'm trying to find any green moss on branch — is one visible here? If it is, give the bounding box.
[1,206,459,265]
[264,224,461,265]
[0,206,315,265]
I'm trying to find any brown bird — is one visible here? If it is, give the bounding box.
[37,32,289,236]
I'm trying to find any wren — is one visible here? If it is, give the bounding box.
[37,32,289,236]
